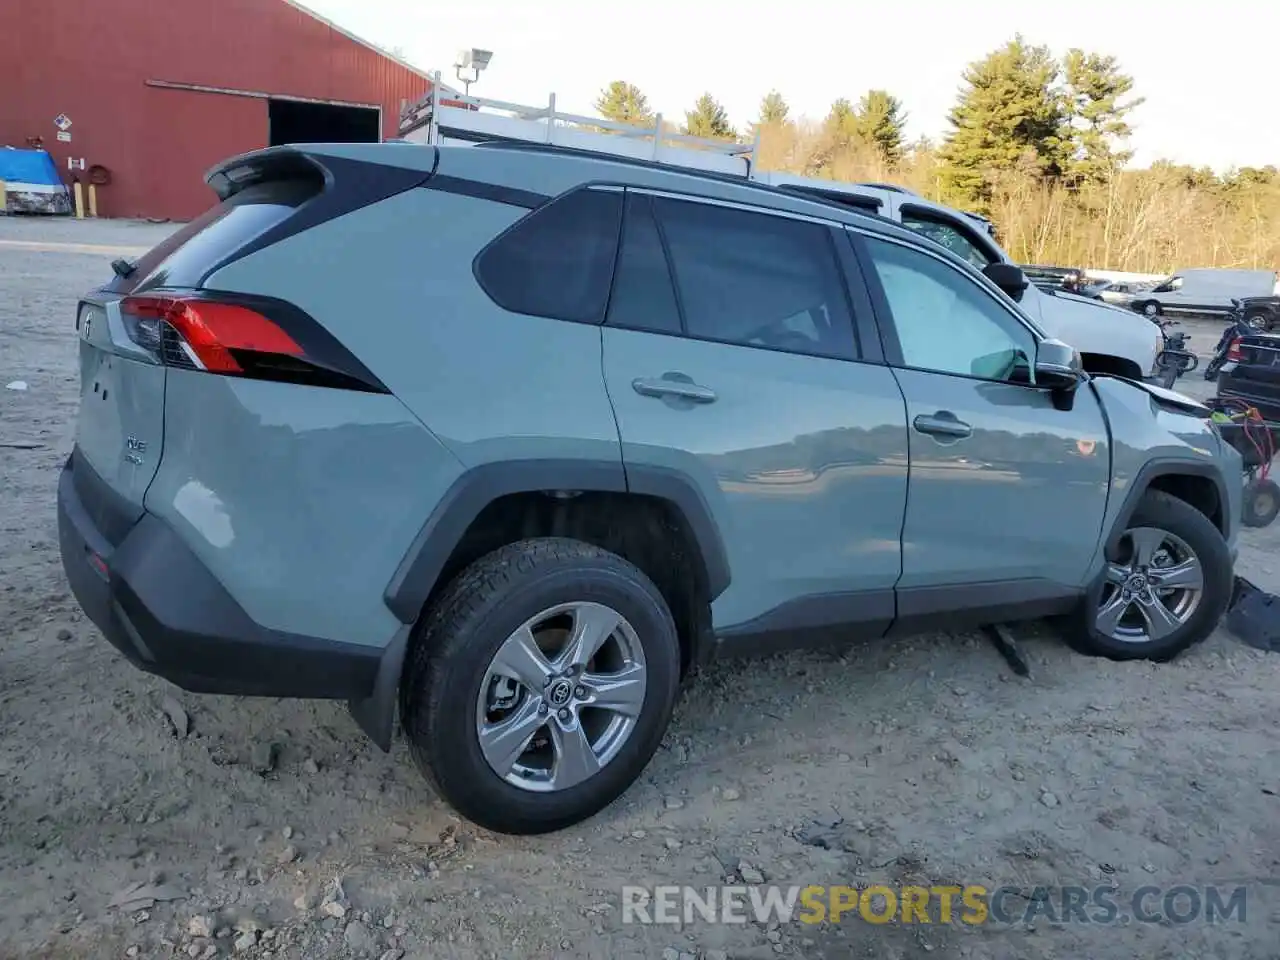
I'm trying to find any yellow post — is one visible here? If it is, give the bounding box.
[88,184,98,218]
[73,182,84,219]
[0,179,7,214]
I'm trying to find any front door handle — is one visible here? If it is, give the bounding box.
[913,411,972,439]
[632,376,718,404]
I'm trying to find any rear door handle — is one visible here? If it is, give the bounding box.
[632,376,718,404]
[913,411,972,439]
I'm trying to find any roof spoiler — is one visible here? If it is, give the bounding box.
[204,146,329,201]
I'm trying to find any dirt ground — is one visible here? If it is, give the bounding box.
[2,216,1279,960]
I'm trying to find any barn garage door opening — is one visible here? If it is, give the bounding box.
[268,98,380,146]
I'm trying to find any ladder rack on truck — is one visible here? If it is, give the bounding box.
[394,73,969,227]
[399,72,759,178]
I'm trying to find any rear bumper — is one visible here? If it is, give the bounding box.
[1218,374,1280,425]
[57,452,380,699]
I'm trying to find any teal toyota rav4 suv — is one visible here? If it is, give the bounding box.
[59,141,1241,834]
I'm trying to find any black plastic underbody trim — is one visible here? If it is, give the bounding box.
[888,579,1080,636]
[347,623,412,751]
[57,455,380,700]
[69,447,140,548]
[1105,458,1231,556]
[714,590,896,657]
[383,459,732,626]
[713,579,1081,657]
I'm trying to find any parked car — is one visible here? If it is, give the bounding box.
[1130,268,1280,320]
[1236,295,1280,332]
[1216,330,1280,424]
[59,141,1241,835]
[757,174,1163,382]
[1079,280,1150,309]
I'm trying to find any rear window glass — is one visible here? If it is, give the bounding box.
[107,179,317,294]
[474,188,623,324]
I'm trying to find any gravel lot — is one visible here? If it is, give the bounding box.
[2,216,1279,960]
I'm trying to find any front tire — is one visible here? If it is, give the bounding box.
[400,538,680,835]
[1064,491,1233,661]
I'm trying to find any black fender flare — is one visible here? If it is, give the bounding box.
[1103,458,1231,559]
[382,458,730,624]
[351,458,732,751]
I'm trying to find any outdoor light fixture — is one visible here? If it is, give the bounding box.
[453,48,493,94]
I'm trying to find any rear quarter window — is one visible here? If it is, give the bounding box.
[106,179,319,294]
[473,188,623,324]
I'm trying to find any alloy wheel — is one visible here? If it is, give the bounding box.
[475,601,647,792]
[1095,527,1204,643]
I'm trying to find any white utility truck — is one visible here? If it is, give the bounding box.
[399,77,1163,381]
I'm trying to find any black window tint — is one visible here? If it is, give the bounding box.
[651,197,858,360]
[108,179,319,295]
[605,193,681,334]
[475,188,622,324]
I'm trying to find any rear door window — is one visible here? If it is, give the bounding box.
[107,179,319,294]
[645,196,859,360]
[474,188,623,324]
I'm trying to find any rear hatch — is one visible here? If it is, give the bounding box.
[1218,333,1280,422]
[72,156,328,531]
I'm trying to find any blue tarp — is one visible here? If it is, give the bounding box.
[0,148,71,214]
[0,148,63,186]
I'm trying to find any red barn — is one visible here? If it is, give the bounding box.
[0,0,444,220]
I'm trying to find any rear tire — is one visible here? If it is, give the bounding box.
[1242,479,1280,528]
[399,538,680,835]
[1063,491,1233,661]
[1138,301,1162,318]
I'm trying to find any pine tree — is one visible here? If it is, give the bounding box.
[683,93,735,139]
[824,98,858,139]
[758,90,790,125]
[853,90,907,166]
[1063,50,1143,184]
[939,35,1070,207]
[594,81,655,128]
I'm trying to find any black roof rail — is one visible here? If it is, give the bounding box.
[854,181,918,196]
[471,138,753,183]
[774,183,883,212]
[465,139,901,225]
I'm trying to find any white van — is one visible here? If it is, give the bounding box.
[1131,268,1280,319]
[757,176,1162,380]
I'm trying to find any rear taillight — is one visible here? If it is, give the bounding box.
[1226,338,1243,362]
[120,292,387,393]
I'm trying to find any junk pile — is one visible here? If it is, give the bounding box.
[0,147,72,215]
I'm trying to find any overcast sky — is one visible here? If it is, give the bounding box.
[307,0,1277,172]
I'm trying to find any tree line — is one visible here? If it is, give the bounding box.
[591,37,1278,274]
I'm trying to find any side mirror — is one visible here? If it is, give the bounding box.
[983,262,1029,302]
[1035,338,1085,411]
